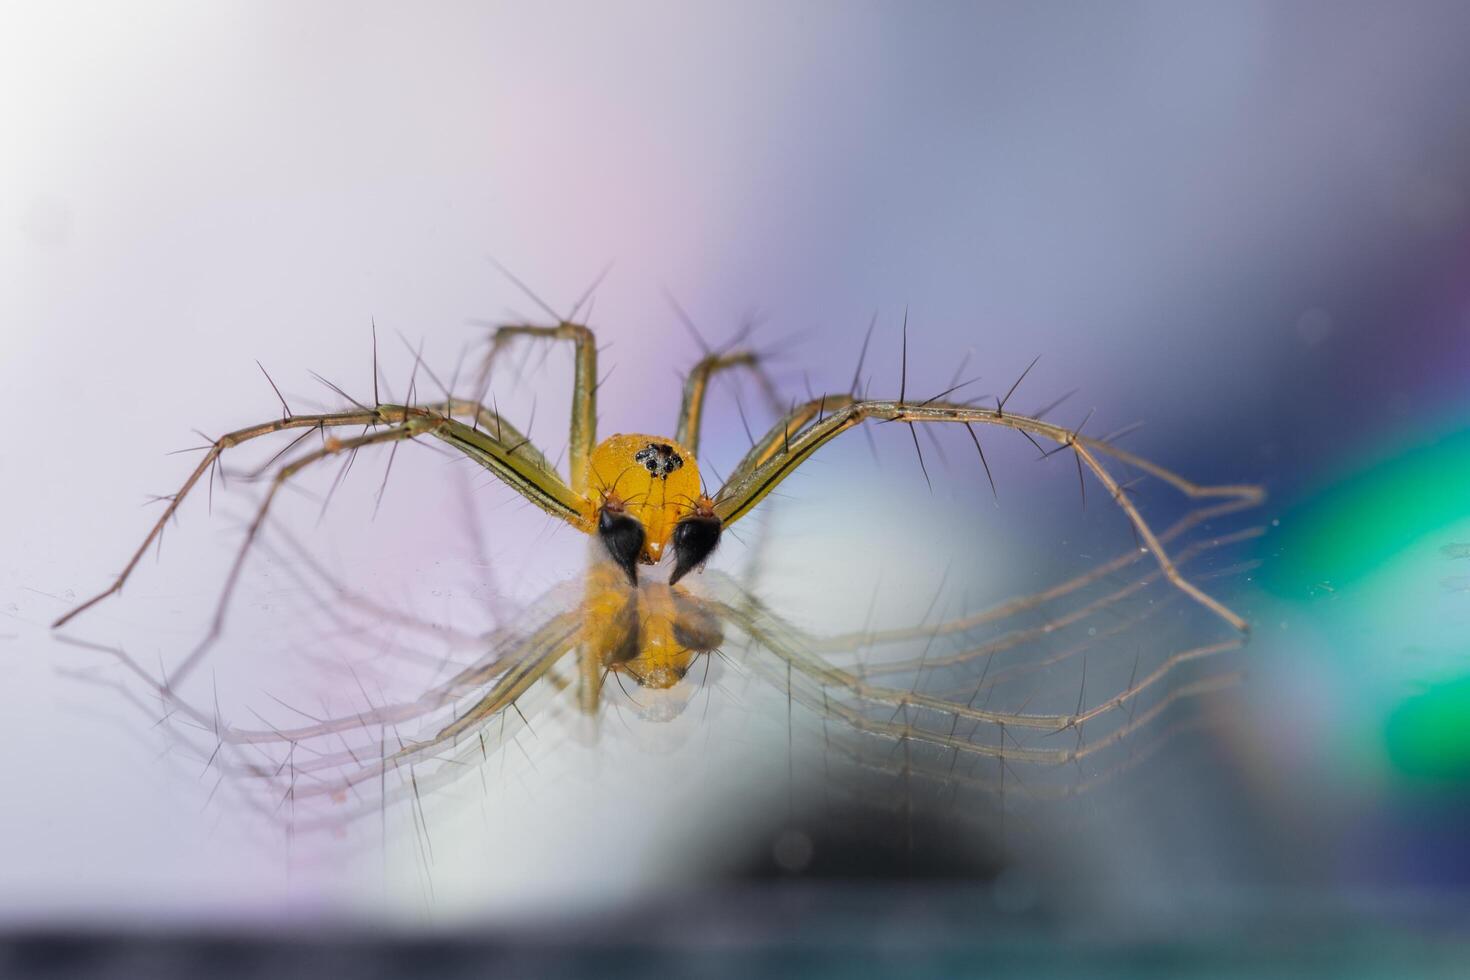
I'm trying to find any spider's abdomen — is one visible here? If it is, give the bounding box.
[586,433,701,562]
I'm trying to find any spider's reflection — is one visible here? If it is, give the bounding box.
[66,494,1259,860]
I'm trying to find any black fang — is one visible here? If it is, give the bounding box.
[598,508,646,585]
[635,442,684,479]
[669,515,721,585]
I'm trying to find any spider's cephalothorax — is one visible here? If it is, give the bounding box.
[588,433,721,586]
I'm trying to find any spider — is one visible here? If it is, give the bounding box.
[52,283,1265,841]
[52,298,1262,705]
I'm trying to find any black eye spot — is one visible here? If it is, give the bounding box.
[634,442,684,479]
[598,507,646,585]
[669,515,721,585]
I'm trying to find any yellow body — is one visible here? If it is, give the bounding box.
[572,560,721,720]
[584,432,702,563]
[623,583,690,689]
[579,563,697,690]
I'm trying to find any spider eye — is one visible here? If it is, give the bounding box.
[669,515,722,585]
[598,507,646,585]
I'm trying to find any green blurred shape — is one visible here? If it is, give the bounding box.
[1263,428,1470,595]
[1385,674,1470,780]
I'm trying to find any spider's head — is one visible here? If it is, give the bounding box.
[587,433,722,586]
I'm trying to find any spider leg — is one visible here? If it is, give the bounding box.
[409,409,589,526]
[419,397,559,476]
[726,599,1243,766]
[54,409,383,629]
[59,622,529,750]
[392,397,588,523]
[270,611,580,779]
[710,513,1255,752]
[56,402,585,640]
[380,614,581,770]
[851,555,1257,681]
[56,398,587,683]
[711,397,1262,632]
[171,422,421,686]
[61,602,581,813]
[725,393,856,480]
[720,597,1240,740]
[674,348,788,457]
[822,687,1233,804]
[278,611,580,810]
[811,498,1259,652]
[178,406,593,688]
[919,559,1257,705]
[472,322,598,494]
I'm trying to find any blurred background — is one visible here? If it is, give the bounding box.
[3,1,1470,976]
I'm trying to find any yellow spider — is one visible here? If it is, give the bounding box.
[53,307,1261,721]
[52,292,1266,834]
